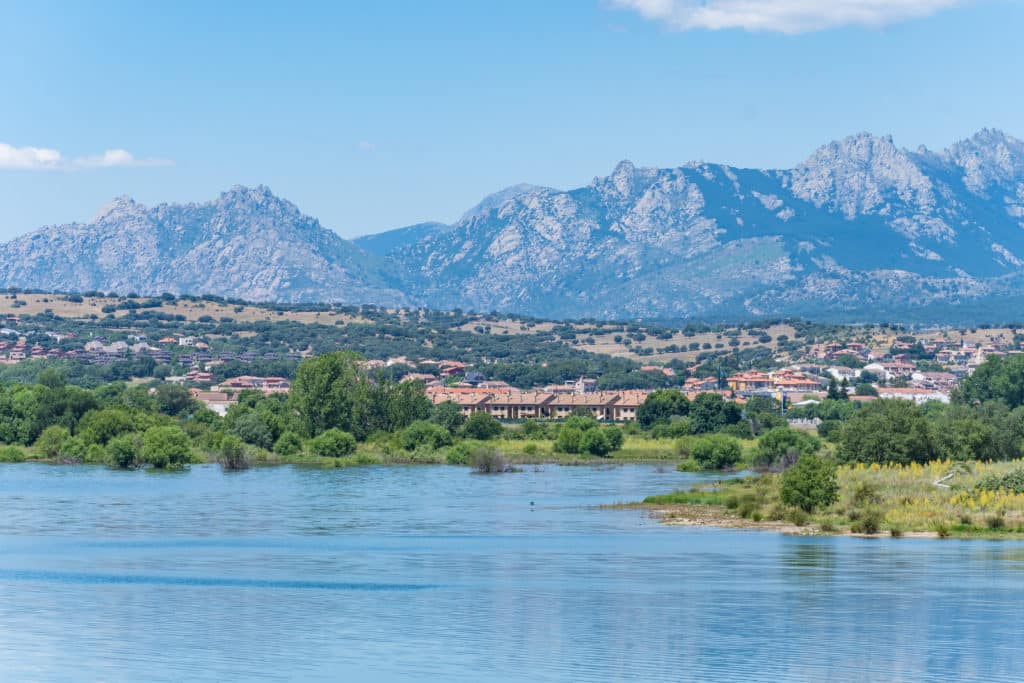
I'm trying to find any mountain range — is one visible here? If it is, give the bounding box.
[2,129,1023,323]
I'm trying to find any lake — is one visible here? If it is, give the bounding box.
[0,463,1022,682]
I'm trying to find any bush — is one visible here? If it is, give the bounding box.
[472,447,513,473]
[553,426,584,454]
[106,434,140,469]
[140,426,192,469]
[675,459,700,472]
[445,442,472,465]
[753,428,821,468]
[462,411,504,440]
[850,508,883,534]
[779,454,839,513]
[650,418,693,439]
[273,431,303,457]
[976,468,1024,494]
[309,429,357,458]
[691,434,743,470]
[0,446,26,462]
[602,425,625,452]
[400,420,454,451]
[580,428,611,456]
[219,434,251,471]
[34,425,70,458]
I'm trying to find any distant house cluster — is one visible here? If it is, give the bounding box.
[425,387,651,422]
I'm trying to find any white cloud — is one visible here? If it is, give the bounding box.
[356,141,377,152]
[608,0,965,34]
[0,143,170,171]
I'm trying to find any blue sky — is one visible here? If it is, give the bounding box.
[0,0,1021,239]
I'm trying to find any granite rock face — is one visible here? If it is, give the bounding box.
[3,130,1023,322]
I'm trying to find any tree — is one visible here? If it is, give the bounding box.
[637,390,689,428]
[230,411,275,450]
[431,401,466,435]
[462,411,503,440]
[838,399,935,465]
[77,408,136,446]
[309,428,357,457]
[780,454,839,512]
[753,427,821,467]
[855,383,878,397]
[691,434,743,470]
[273,431,303,456]
[689,393,742,434]
[956,354,1024,408]
[140,425,192,468]
[400,420,454,451]
[289,351,373,438]
[155,383,195,416]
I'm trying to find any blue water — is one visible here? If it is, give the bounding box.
[0,463,1022,682]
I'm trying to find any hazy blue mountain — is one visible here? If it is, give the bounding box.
[2,130,1023,322]
[0,185,406,305]
[383,129,1024,321]
[354,222,452,258]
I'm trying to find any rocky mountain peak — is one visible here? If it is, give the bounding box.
[944,128,1024,193]
[91,195,143,223]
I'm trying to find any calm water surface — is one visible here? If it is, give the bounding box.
[0,463,1022,682]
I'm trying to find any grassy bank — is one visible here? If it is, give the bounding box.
[638,459,1024,539]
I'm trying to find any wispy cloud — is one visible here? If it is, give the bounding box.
[608,0,965,34]
[0,143,171,171]
[356,141,377,152]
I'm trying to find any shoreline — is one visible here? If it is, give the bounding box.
[620,502,1024,540]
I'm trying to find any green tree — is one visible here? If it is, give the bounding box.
[140,425,192,468]
[838,399,935,465]
[780,454,839,512]
[219,434,251,470]
[431,401,466,435]
[956,354,1024,408]
[637,390,689,428]
[77,408,136,446]
[689,393,742,434]
[155,383,195,416]
[289,352,373,439]
[309,428,357,457]
[691,434,743,470]
[230,410,275,450]
[462,411,504,440]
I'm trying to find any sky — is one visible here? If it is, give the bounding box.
[0,0,1021,240]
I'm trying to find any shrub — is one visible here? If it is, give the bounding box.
[140,426,192,469]
[219,434,251,471]
[401,420,454,451]
[462,411,504,440]
[106,434,140,469]
[986,514,1006,530]
[580,428,611,456]
[472,447,513,473]
[309,429,357,458]
[601,425,625,452]
[779,454,839,513]
[35,425,70,458]
[553,426,584,454]
[691,434,743,470]
[786,508,809,526]
[753,428,821,468]
[0,446,26,463]
[273,431,303,457]
[445,442,472,465]
[850,508,883,534]
[675,459,700,472]
[976,468,1024,495]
